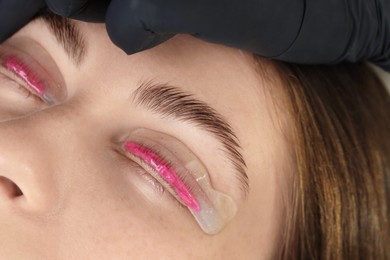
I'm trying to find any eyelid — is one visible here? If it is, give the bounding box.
[0,41,67,104]
[0,64,45,104]
[122,128,237,235]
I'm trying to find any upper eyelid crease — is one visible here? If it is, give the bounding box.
[132,81,249,197]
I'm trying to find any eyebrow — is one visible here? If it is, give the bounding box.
[34,11,86,66]
[132,81,249,195]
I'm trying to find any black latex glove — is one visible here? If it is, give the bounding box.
[0,0,45,42]
[0,0,301,57]
[104,0,390,69]
[1,0,389,70]
[0,0,109,42]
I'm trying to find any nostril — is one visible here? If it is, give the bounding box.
[0,176,23,198]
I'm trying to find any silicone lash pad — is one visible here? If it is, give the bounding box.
[123,128,237,235]
[0,44,65,104]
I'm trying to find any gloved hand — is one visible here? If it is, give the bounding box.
[0,0,109,42]
[104,0,304,58]
[0,0,45,42]
[103,0,389,68]
[0,0,303,57]
[1,0,389,70]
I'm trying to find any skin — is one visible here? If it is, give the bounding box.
[0,18,292,259]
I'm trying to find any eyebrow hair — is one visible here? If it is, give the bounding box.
[132,81,249,195]
[34,11,86,66]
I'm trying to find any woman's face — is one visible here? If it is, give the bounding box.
[0,15,291,259]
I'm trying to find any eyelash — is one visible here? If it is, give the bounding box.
[130,159,187,210]
[120,147,188,210]
[0,65,44,104]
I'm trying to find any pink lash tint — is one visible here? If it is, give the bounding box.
[5,55,46,96]
[124,141,201,212]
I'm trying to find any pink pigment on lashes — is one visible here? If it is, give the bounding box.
[124,142,201,212]
[5,56,46,95]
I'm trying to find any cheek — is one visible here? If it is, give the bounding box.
[56,200,214,259]
[50,151,211,258]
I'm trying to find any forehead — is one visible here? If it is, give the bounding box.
[79,28,271,126]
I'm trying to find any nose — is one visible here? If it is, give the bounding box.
[0,107,96,215]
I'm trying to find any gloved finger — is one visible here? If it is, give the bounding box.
[105,0,253,54]
[46,0,110,22]
[0,0,46,42]
[105,0,192,54]
[106,0,303,57]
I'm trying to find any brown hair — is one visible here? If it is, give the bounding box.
[257,59,390,259]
